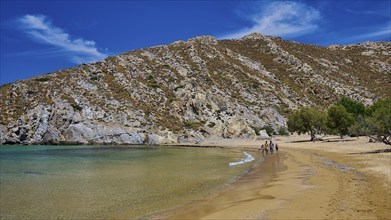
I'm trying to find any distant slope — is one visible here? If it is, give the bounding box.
[1,33,390,145]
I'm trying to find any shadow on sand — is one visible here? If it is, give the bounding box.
[351,148,391,155]
[288,138,355,144]
[288,137,355,143]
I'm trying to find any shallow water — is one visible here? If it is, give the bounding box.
[0,145,258,219]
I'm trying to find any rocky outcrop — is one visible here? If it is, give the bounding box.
[1,33,389,145]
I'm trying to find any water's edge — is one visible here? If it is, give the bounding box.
[146,152,285,219]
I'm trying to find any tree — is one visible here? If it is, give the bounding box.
[366,98,391,145]
[326,105,354,139]
[349,114,370,137]
[366,98,391,115]
[337,97,366,118]
[287,107,325,141]
[337,97,367,137]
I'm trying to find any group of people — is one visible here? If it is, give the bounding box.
[259,140,278,155]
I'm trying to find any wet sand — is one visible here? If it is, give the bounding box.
[158,135,391,219]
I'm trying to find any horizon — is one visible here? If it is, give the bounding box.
[1,0,390,85]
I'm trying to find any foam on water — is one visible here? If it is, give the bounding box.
[228,151,255,166]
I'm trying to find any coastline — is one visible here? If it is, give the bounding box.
[155,135,391,219]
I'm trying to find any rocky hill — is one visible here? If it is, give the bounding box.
[1,33,390,145]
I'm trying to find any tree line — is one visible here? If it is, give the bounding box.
[287,97,391,145]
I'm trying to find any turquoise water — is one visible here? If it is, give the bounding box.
[0,145,259,219]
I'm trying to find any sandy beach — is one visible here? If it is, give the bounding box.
[157,135,391,219]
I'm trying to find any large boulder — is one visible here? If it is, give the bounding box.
[63,122,95,144]
[257,129,270,140]
[128,132,144,144]
[42,126,61,145]
[223,117,256,138]
[31,106,50,143]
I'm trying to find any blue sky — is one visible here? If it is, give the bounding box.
[1,0,390,85]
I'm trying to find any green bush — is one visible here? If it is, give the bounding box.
[261,125,275,136]
[35,77,51,82]
[278,127,289,136]
[71,104,83,111]
[90,76,99,81]
[184,121,200,130]
[207,122,216,128]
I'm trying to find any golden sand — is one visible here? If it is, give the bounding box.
[158,135,391,219]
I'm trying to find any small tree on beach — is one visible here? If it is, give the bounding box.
[287,107,325,141]
[336,97,367,137]
[366,98,391,145]
[326,105,354,139]
[349,115,370,137]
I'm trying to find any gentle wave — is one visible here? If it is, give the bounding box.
[228,151,255,166]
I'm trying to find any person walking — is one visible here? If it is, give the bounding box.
[269,140,274,154]
[259,144,265,155]
[264,141,269,155]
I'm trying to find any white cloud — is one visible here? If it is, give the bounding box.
[18,14,107,64]
[221,1,321,39]
[338,23,391,44]
[355,26,391,40]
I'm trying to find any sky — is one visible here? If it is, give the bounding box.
[1,0,390,85]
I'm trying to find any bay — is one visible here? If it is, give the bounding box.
[0,145,258,219]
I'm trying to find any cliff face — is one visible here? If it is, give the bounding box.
[1,33,390,145]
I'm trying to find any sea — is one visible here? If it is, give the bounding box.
[0,145,260,219]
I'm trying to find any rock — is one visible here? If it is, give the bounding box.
[4,137,20,145]
[241,32,267,40]
[119,133,132,143]
[177,67,188,77]
[361,50,374,56]
[0,125,5,144]
[81,107,94,120]
[18,127,29,143]
[78,80,97,91]
[63,123,95,144]
[223,117,256,138]
[42,126,61,144]
[257,130,270,140]
[146,133,161,145]
[260,108,286,129]
[31,106,50,143]
[72,112,82,123]
[188,36,217,44]
[48,102,74,130]
[129,132,144,144]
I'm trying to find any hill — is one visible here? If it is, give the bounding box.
[1,33,390,145]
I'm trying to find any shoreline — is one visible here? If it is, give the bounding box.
[147,150,288,220]
[154,135,391,219]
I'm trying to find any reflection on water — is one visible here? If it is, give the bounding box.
[0,145,257,219]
